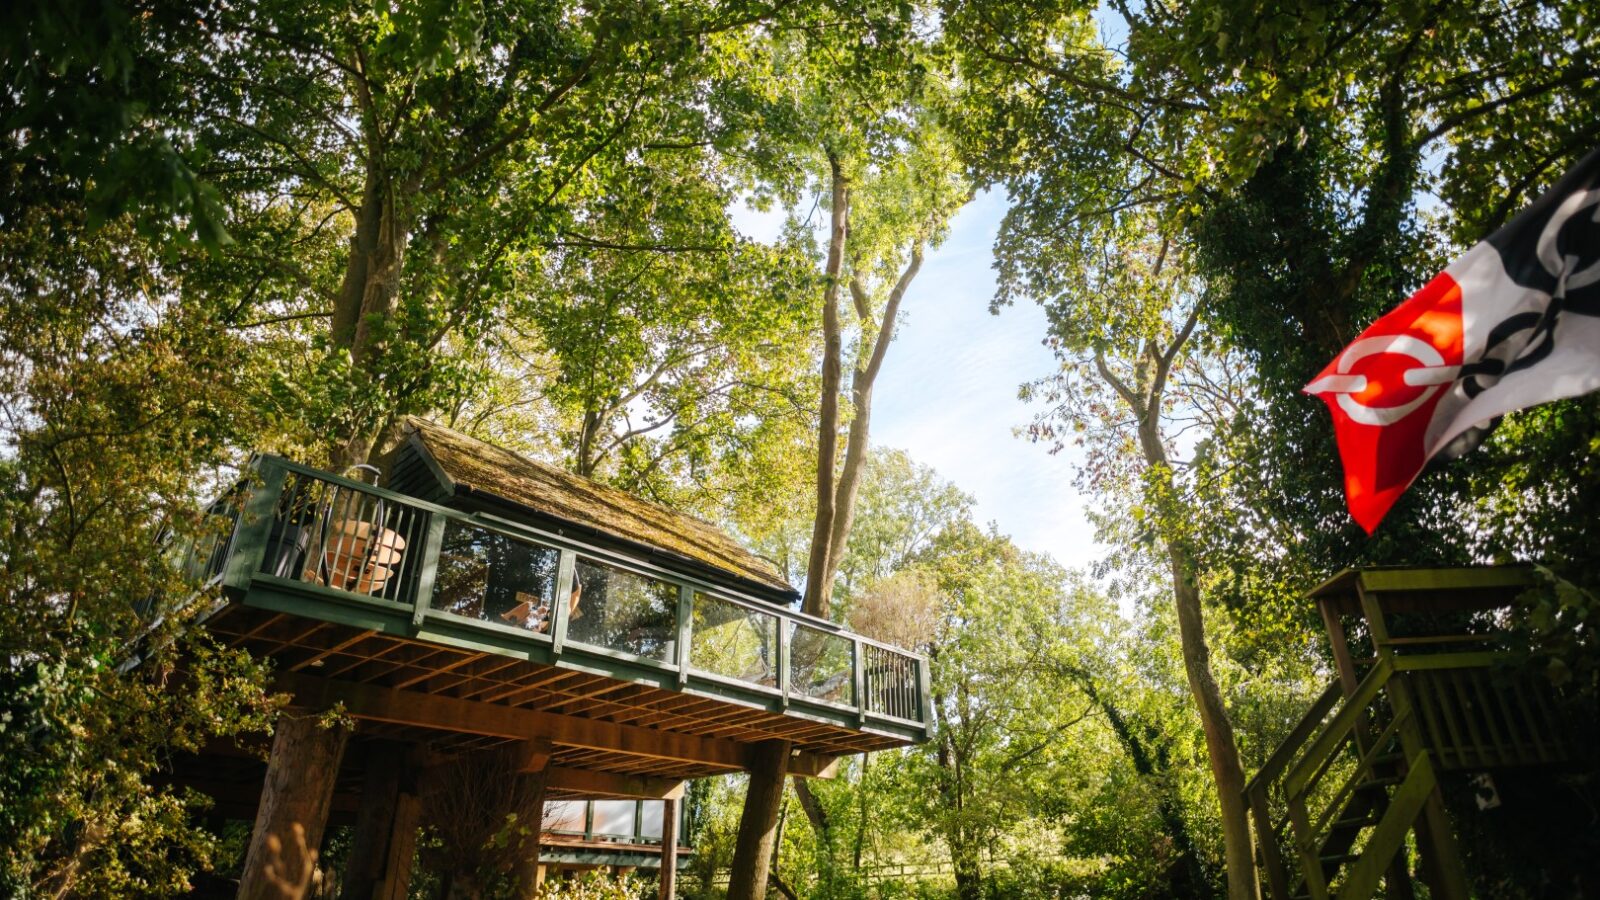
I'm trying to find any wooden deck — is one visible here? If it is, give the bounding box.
[163,454,929,802]
[206,600,903,783]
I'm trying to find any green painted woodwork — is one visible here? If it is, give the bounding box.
[675,585,694,689]
[1251,666,1558,900]
[411,516,445,628]
[1283,658,1393,802]
[1309,565,1537,599]
[1358,566,1536,595]
[1391,651,1506,671]
[1249,564,1572,900]
[1336,752,1436,900]
[221,462,286,593]
[204,455,931,745]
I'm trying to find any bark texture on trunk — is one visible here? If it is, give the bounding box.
[507,764,548,900]
[803,159,928,621]
[803,155,850,619]
[852,754,870,870]
[932,684,982,900]
[727,739,792,900]
[1167,548,1253,900]
[950,835,982,900]
[1127,355,1254,900]
[326,60,421,470]
[328,170,412,469]
[823,249,922,581]
[239,710,351,900]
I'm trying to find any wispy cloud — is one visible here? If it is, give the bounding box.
[873,191,1101,569]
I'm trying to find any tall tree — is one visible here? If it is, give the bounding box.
[720,10,975,620]
[168,0,810,468]
[800,128,971,618]
[941,5,1266,889]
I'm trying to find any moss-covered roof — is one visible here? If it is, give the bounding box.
[399,417,793,598]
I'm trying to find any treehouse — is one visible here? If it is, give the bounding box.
[168,417,930,898]
[1245,565,1582,900]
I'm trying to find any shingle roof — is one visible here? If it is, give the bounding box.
[399,417,793,598]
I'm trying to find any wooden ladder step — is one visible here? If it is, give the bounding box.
[1320,851,1362,866]
[1330,813,1381,831]
[1356,776,1403,791]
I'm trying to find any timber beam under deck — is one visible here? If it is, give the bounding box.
[275,671,841,780]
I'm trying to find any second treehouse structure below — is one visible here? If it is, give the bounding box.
[174,417,930,897]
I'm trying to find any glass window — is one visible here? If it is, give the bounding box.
[543,800,586,834]
[431,521,559,632]
[638,800,665,840]
[591,800,637,840]
[690,593,778,687]
[790,624,855,707]
[565,557,679,661]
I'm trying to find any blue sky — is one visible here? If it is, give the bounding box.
[735,190,1102,570]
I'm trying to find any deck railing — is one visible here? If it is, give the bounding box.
[543,798,688,848]
[206,455,931,738]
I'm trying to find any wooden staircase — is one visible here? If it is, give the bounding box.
[1246,567,1574,900]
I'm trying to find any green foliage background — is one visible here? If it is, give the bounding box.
[2,0,1597,896]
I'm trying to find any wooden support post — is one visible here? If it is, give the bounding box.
[1358,586,1469,900]
[239,709,351,900]
[375,788,421,900]
[342,742,421,900]
[1318,598,1362,697]
[659,796,679,900]
[509,742,551,900]
[727,740,790,900]
[341,743,402,899]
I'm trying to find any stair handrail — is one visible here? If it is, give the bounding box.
[1283,657,1393,801]
[1245,678,1343,900]
[1247,657,1398,900]
[1246,679,1344,799]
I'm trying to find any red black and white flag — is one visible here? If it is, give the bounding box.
[1306,147,1600,533]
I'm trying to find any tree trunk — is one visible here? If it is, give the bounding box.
[328,104,416,468]
[853,754,869,870]
[1168,547,1253,900]
[820,249,924,592]
[802,155,849,619]
[932,705,982,900]
[792,776,833,874]
[240,710,351,900]
[1124,344,1252,900]
[950,830,982,900]
[728,740,791,900]
[507,765,548,900]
